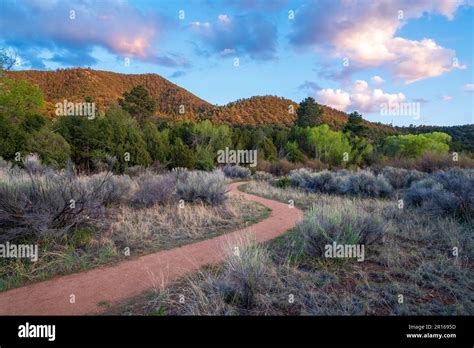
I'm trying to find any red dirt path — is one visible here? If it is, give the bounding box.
[0,181,303,315]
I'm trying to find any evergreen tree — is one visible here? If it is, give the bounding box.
[344,111,368,138]
[170,138,196,169]
[118,85,156,124]
[296,97,322,128]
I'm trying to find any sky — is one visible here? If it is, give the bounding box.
[1,0,473,126]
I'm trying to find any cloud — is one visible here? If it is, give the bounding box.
[315,79,406,113]
[464,84,474,93]
[441,95,453,101]
[371,76,385,85]
[298,80,321,91]
[225,0,289,11]
[190,13,277,60]
[1,0,187,68]
[289,0,466,83]
[169,70,186,78]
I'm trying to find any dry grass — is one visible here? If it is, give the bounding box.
[115,180,473,316]
[0,196,270,292]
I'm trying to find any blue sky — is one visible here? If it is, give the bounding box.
[1,0,473,126]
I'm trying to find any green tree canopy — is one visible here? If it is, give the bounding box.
[344,111,368,138]
[284,141,305,163]
[307,124,352,166]
[118,85,156,124]
[169,138,196,169]
[383,132,451,158]
[296,97,323,128]
[26,127,71,167]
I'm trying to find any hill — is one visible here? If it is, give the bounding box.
[3,68,406,140]
[6,68,214,120]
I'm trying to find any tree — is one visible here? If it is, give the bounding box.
[349,136,373,166]
[344,111,368,138]
[57,114,103,172]
[289,126,313,155]
[0,78,45,119]
[0,49,16,75]
[118,85,156,124]
[383,132,451,158]
[142,122,171,165]
[99,108,151,172]
[0,78,48,161]
[169,138,196,169]
[284,141,305,163]
[195,145,214,171]
[26,127,71,167]
[192,120,232,152]
[258,136,278,161]
[307,124,352,166]
[296,97,323,128]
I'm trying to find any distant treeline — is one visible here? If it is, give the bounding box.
[0,76,471,173]
[398,125,474,153]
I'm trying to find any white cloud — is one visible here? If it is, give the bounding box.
[371,75,385,85]
[316,88,351,111]
[316,80,406,113]
[218,14,231,24]
[441,95,453,101]
[290,0,466,83]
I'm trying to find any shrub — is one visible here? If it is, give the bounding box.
[276,176,291,188]
[288,168,314,190]
[23,153,44,174]
[132,173,176,207]
[380,153,474,173]
[340,170,393,198]
[125,165,147,177]
[310,170,342,194]
[221,245,271,309]
[298,205,388,258]
[0,166,109,242]
[288,168,392,198]
[252,171,273,182]
[222,165,251,178]
[405,169,474,220]
[257,159,301,176]
[87,173,135,206]
[176,170,227,204]
[381,167,426,189]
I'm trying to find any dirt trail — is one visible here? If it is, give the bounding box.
[0,181,303,315]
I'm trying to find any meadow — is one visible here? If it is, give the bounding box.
[110,165,473,315]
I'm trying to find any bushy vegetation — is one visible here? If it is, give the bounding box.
[404,169,474,221]
[121,182,472,316]
[175,170,227,205]
[0,156,228,243]
[2,71,470,175]
[222,165,251,178]
[383,132,451,158]
[288,168,392,198]
[381,167,427,189]
[298,204,388,258]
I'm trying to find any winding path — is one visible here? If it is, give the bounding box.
[0,182,303,315]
